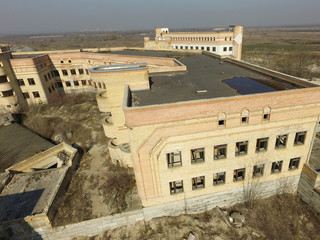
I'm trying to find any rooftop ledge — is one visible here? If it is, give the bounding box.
[89,63,148,73]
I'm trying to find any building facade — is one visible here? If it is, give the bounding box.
[144,25,243,60]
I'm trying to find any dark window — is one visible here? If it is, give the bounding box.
[79,68,84,74]
[68,59,72,63]
[236,141,248,156]
[190,46,193,50]
[17,79,24,86]
[65,81,71,87]
[218,120,225,126]
[275,134,288,148]
[48,87,52,93]
[225,37,227,41]
[60,60,64,64]
[289,157,300,170]
[167,151,182,168]
[23,92,30,99]
[234,168,245,182]
[0,75,7,83]
[2,90,13,97]
[241,117,248,124]
[214,144,227,160]
[253,164,264,177]
[191,148,205,163]
[81,80,87,85]
[169,180,184,194]
[62,70,68,76]
[85,69,89,75]
[201,47,205,50]
[56,81,63,88]
[44,75,48,81]
[207,47,210,51]
[185,46,188,50]
[51,85,55,91]
[271,161,283,174]
[28,78,35,85]
[213,172,225,185]
[74,80,79,86]
[6,105,11,108]
[294,132,306,145]
[192,176,205,190]
[70,69,76,75]
[102,83,106,89]
[53,70,60,77]
[229,47,233,51]
[32,91,40,98]
[180,46,183,49]
[263,113,270,121]
[212,47,216,52]
[223,47,227,51]
[195,46,199,50]
[256,138,268,152]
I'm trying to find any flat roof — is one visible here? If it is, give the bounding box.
[12,53,46,59]
[109,50,305,107]
[0,168,67,224]
[89,63,147,73]
[0,124,54,173]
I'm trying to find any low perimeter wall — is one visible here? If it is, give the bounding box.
[23,175,301,239]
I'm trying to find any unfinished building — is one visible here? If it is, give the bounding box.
[144,25,243,60]
[89,50,320,214]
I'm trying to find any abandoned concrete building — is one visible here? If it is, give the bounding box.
[0,124,80,236]
[144,25,243,60]
[1,25,320,224]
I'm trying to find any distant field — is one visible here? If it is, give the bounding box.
[1,26,319,79]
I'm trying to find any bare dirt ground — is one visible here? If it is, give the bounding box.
[21,93,141,226]
[74,194,320,240]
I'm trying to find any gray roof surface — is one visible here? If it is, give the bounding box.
[0,168,67,223]
[109,50,301,107]
[0,124,54,173]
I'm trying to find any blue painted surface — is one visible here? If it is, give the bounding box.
[222,77,277,95]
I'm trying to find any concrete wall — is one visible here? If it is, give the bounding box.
[15,174,298,240]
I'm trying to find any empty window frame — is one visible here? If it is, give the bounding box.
[256,138,268,152]
[70,69,76,75]
[233,168,245,182]
[294,131,306,145]
[74,80,79,86]
[2,90,13,97]
[44,75,48,81]
[253,164,264,177]
[167,151,182,167]
[223,47,227,52]
[62,70,68,76]
[65,81,71,87]
[17,79,25,86]
[53,70,60,77]
[195,46,199,50]
[180,46,183,49]
[212,47,216,52]
[214,144,227,160]
[28,78,35,85]
[0,75,7,83]
[271,161,283,174]
[213,172,226,185]
[289,157,300,170]
[235,141,248,156]
[85,69,89,75]
[48,87,52,93]
[263,113,270,121]
[81,80,87,85]
[191,148,205,163]
[32,91,40,98]
[55,81,63,88]
[207,47,210,51]
[275,134,288,148]
[229,47,233,51]
[23,92,30,99]
[192,176,205,190]
[241,116,248,124]
[225,37,227,40]
[218,120,225,126]
[78,68,84,74]
[169,180,184,194]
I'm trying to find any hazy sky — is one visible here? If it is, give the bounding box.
[1,0,319,34]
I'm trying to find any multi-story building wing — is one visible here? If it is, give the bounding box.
[144,25,243,60]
